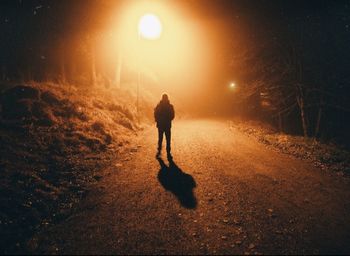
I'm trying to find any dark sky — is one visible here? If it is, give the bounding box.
[1,1,349,49]
[1,1,349,46]
[1,0,350,42]
[1,0,350,83]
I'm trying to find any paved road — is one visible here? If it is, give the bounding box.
[37,119,350,254]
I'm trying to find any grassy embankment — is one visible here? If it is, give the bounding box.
[230,119,350,176]
[0,82,150,253]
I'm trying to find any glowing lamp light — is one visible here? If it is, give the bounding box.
[138,14,162,40]
[230,82,236,89]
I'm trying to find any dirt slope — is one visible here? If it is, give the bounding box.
[34,119,350,255]
[0,83,140,254]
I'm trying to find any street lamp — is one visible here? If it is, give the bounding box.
[229,82,236,89]
[138,14,162,40]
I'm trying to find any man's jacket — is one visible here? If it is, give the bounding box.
[154,100,175,129]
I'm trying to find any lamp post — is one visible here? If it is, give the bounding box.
[136,30,141,123]
[136,13,162,122]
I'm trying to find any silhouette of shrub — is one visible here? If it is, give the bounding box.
[41,91,61,106]
[2,99,33,120]
[91,121,112,144]
[91,121,105,133]
[1,85,39,102]
[104,133,112,144]
[0,86,40,120]
[32,101,56,126]
[80,136,105,151]
[52,99,88,121]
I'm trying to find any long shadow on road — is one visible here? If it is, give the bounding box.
[157,156,197,209]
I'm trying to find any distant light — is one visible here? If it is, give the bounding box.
[230,82,236,89]
[138,14,162,40]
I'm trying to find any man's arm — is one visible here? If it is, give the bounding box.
[170,105,175,120]
[154,105,159,122]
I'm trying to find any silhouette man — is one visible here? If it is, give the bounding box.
[154,93,175,158]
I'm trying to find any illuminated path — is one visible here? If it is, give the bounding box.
[37,119,350,254]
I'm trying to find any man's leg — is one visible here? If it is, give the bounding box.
[165,128,171,154]
[157,128,164,153]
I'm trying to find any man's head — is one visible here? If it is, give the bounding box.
[161,93,169,102]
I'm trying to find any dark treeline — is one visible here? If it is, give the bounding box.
[227,0,350,147]
[0,0,120,86]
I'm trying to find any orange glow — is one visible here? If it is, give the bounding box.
[138,14,162,40]
[98,0,222,111]
[104,0,213,97]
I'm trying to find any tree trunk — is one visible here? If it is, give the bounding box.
[114,51,122,88]
[61,52,66,84]
[70,60,77,84]
[314,106,322,138]
[58,40,66,83]
[297,96,308,137]
[278,112,283,132]
[1,65,6,81]
[25,67,32,82]
[91,40,97,86]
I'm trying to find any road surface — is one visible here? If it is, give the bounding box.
[36,119,350,254]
